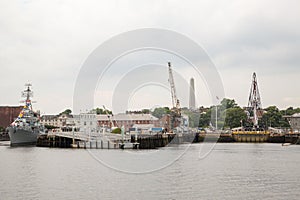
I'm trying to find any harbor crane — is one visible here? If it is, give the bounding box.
[247,72,263,127]
[103,105,118,131]
[168,62,181,130]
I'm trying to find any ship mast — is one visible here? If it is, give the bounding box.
[21,83,34,110]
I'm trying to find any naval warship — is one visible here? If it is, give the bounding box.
[8,83,41,146]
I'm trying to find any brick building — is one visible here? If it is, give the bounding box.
[97,113,160,131]
[0,106,23,128]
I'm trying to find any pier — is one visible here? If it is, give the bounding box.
[36,130,300,149]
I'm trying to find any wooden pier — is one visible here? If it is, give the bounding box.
[36,131,300,149]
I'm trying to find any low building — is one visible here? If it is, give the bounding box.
[40,114,73,128]
[97,113,159,131]
[40,115,58,127]
[284,113,300,132]
[0,106,23,128]
[73,112,97,133]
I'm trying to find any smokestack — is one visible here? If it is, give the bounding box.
[189,78,196,110]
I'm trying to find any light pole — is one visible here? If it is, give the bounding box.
[215,106,218,130]
[216,96,219,130]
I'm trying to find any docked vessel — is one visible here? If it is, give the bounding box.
[8,84,41,146]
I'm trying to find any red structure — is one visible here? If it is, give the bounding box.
[0,106,23,128]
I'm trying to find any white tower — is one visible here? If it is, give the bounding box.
[189,78,196,110]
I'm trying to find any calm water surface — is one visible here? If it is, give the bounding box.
[0,142,299,200]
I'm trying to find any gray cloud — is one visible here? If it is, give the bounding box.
[1,0,299,113]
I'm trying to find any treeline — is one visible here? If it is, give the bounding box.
[151,98,300,129]
[57,99,300,129]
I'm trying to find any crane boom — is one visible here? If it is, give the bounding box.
[168,62,177,108]
[168,62,180,112]
[247,72,263,127]
[167,62,181,132]
[103,105,117,129]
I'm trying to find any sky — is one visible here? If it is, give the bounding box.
[0,0,299,114]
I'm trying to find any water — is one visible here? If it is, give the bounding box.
[0,142,299,200]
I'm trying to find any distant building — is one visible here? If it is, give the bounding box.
[0,106,23,128]
[73,113,97,133]
[40,115,59,127]
[284,113,300,131]
[40,113,73,128]
[97,113,159,131]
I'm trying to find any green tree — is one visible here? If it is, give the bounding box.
[182,109,200,128]
[220,98,238,110]
[152,107,170,118]
[111,127,121,134]
[260,106,285,128]
[92,108,112,115]
[60,109,72,115]
[224,107,247,128]
[198,109,211,128]
[283,107,300,116]
[141,109,150,114]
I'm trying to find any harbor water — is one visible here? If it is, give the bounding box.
[0,142,299,200]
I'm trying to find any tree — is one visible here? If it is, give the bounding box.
[60,109,72,115]
[260,106,284,128]
[111,127,121,134]
[224,107,247,128]
[182,109,200,128]
[198,109,211,128]
[141,109,150,114]
[92,108,112,115]
[220,98,238,110]
[283,107,300,116]
[152,107,170,118]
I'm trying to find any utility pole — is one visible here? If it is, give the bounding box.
[216,96,219,130]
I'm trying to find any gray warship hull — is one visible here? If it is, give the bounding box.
[8,127,40,146]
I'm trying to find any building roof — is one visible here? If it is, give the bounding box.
[40,115,58,120]
[97,113,158,121]
[284,113,300,118]
[292,113,300,117]
[132,124,154,129]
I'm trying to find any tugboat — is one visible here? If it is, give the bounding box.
[7,83,42,146]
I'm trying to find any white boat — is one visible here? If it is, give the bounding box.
[282,143,291,146]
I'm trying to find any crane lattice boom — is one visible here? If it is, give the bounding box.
[168,62,180,113]
[247,72,263,126]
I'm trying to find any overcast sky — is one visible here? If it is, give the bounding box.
[1,0,299,114]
